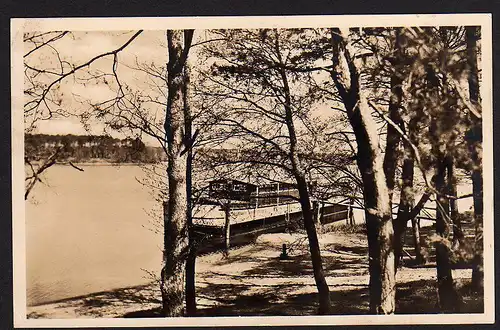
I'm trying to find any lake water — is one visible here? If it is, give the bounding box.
[26,165,163,306]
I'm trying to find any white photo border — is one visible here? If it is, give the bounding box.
[11,14,494,327]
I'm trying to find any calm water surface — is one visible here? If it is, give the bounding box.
[26,165,163,306]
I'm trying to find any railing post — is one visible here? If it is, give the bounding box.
[286,203,290,226]
[276,182,280,205]
[254,186,259,210]
[320,201,324,224]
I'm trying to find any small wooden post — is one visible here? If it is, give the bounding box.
[312,200,320,224]
[255,186,259,209]
[280,243,289,260]
[223,200,231,258]
[348,197,354,226]
[286,203,290,225]
[320,202,324,224]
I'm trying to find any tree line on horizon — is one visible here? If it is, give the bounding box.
[25,133,166,164]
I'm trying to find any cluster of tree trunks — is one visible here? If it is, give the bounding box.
[158,26,484,317]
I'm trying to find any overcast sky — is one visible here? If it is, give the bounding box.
[23,28,340,147]
[25,30,168,144]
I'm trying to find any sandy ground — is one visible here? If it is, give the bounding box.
[27,224,479,319]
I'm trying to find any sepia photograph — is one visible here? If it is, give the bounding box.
[11,14,494,327]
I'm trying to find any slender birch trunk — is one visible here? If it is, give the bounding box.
[161,29,194,317]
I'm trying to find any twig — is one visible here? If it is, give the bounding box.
[68,162,85,172]
[447,75,482,120]
[367,100,435,194]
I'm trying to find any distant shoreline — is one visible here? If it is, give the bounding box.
[62,162,153,166]
[28,160,163,167]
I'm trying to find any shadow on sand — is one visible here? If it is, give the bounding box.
[28,283,162,319]
[120,277,483,317]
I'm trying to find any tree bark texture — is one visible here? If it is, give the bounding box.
[330,29,395,314]
[296,176,332,314]
[185,145,197,315]
[183,42,197,316]
[161,29,194,317]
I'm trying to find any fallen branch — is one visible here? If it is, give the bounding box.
[68,162,85,172]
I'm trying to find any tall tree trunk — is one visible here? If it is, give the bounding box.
[354,104,395,314]
[330,28,395,314]
[386,28,410,271]
[274,30,331,314]
[355,104,395,314]
[161,29,194,317]
[185,136,197,315]
[466,26,484,291]
[434,156,459,312]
